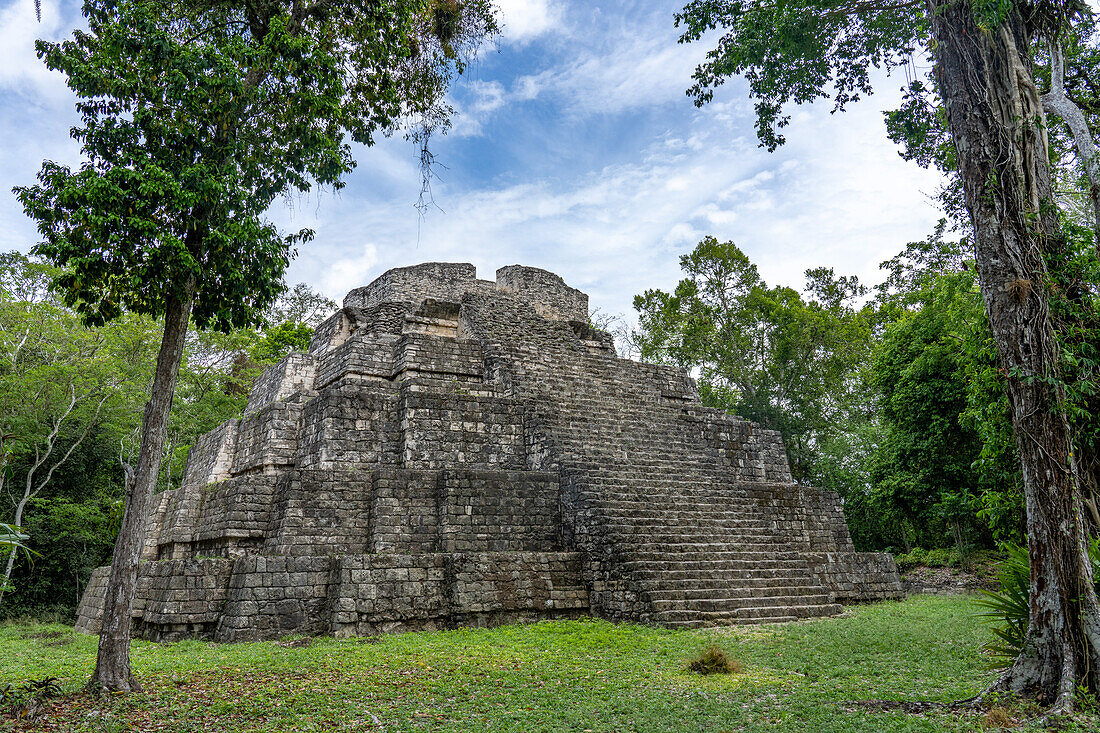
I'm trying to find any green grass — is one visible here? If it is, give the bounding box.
[1,595,1096,732]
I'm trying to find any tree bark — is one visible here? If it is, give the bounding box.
[87,281,195,692]
[929,1,1100,711]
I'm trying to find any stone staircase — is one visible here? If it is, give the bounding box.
[471,326,853,626]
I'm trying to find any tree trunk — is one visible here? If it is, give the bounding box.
[0,496,28,608]
[87,282,195,693]
[929,2,1100,711]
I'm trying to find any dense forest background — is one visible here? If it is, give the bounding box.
[0,253,335,618]
[0,226,1041,619]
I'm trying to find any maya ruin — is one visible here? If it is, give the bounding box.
[75,263,903,642]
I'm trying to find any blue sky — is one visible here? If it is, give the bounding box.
[0,0,946,320]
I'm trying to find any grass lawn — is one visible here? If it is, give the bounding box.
[2,595,1096,732]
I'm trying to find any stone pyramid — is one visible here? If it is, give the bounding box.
[76,263,902,642]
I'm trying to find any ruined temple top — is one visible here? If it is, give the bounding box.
[342,262,589,324]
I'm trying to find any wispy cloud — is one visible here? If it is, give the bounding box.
[511,25,707,116]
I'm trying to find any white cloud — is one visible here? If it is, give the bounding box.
[0,0,80,105]
[450,80,508,137]
[321,243,379,299]
[496,0,561,44]
[2,0,948,332]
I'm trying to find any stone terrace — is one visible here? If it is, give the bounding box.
[75,262,902,642]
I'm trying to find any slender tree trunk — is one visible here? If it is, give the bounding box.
[929,2,1100,711]
[0,496,28,608]
[1039,41,1100,252]
[88,282,195,692]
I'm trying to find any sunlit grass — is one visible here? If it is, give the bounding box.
[2,595,1095,732]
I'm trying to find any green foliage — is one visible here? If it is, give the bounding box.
[8,495,121,619]
[893,547,962,571]
[0,252,330,619]
[868,267,988,550]
[894,548,924,572]
[250,322,314,364]
[675,1,923,151]
[976,543,1031,663]
[633,236,876,484]
[0,525,33,564]
[977,541,1100,664]
[670,0,1098,555]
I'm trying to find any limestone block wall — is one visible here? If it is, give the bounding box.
[138,559,235,639]
[308,309,355,355]
[438,470,560,552]
[232,402,302,474]
[244,353,318,416]
[157,484,206,559]
[326,552,588,638]
[262,469,373,556]
[77,260,904,643]
[314,333,397,389]
[343,263,489,310]
[393,334,482,381]
[400,385,524,470]
[370,469,439,554]
[740,483,856,553]
[807,552,904,603]
[77,560,235,641]
[73,567,110,634]
[141,490,175,559]
[495,265,588,322]
[294,379,401,469]
[189,475,279,555]
[348,302,421,337]
[180,420,239,489]
[688,409,793,483]
[215,555,334,642]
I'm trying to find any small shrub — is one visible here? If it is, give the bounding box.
[895,547,927,571]
[977,540,1100,664]
[924,548,960,568]
[687,645,742,675]
[894,554,918,571]
[896,547,964,570]
[981,706,1014,729]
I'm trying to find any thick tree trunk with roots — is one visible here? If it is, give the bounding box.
[88,282,195,692]
[929,1,1100,712]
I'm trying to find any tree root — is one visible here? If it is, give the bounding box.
[852,683,1083,730]
[84,673,143,695]
[850,698,987,714]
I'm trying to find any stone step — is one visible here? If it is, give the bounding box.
[655,603,844,627]
[619,553,816,566]
[642,589,831,607]
[633,575,819,589]
[622,543,814,556]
